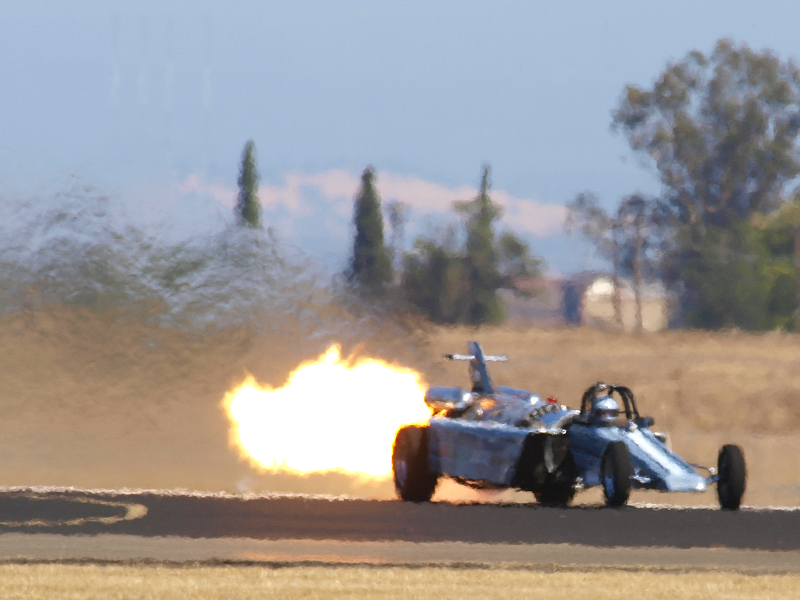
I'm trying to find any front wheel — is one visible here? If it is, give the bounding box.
[717,444,746,510]
[601,441,632,507]
[392,425,438,502]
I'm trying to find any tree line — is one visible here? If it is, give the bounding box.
[346,164,540,325]
[232,141,538,326]
[567,38,800,332]
[234,38,800,331]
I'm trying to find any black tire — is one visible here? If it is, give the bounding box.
[392,425,438,502]
[537,451,577,506]
[601,441,632,507]
[717,444,746,510]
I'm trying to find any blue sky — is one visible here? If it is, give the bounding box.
[3,1,800,273]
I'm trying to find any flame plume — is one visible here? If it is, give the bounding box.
[222,345,430,478]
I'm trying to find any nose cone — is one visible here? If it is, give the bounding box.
[662,471,707,493]
[624,429,707,493]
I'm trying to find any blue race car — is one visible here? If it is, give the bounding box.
[392,342,746,509]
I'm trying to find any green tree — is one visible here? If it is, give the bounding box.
[675,222,773,330]
[613,39,800,231]
[402,228,466,324]
[757,197,800,330]
[385,200,409,277]
[612,39,800,329]
[235,140,261,228]
[455,164,504,324]
[566,192,664,331]
[348,166,393,290]
[402,164,541,325]
[496,231,541,287]
[617,194,663,331]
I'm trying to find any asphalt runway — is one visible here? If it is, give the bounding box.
[0,488,798,552]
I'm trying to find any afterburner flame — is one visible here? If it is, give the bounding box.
[222,345,431,478]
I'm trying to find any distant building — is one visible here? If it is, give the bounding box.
[574,274,669,332]
[502,272,670,331]
[499,277,565,327]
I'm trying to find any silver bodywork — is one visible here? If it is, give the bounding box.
[422,343,714,497]
[568,422,707,492]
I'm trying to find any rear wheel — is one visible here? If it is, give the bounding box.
[537,451,577,506]
[717,444,746,510]
[601,441,632,507]
[392,425,438,502]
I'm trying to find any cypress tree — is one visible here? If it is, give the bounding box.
[235,140,261,228]
[348,166,393,289]
[455,164,504,325]
[403,165,541,325]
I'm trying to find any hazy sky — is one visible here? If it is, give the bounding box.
[3,1,800,273]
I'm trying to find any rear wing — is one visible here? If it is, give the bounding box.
[444,353,508,362]
[443,341,505,395]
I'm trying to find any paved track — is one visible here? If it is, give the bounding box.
[0,489,798,551]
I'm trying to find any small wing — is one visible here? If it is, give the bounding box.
[443,341,507,395]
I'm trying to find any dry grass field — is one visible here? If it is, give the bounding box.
[0,564,796,600]
[431,326,800,434]
[0,305,799,504]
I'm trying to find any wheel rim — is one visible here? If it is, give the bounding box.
[395,459,408,488]
[602,456,615,499]
[603,474,615,498]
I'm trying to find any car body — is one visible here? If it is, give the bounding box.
[392,342,746,508]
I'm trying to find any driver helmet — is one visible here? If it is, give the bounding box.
[591,395,620,426]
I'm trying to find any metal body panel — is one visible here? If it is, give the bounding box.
[424,386,473,414]
[569,423,706,492]
[427,416,529,486]
[495,386,540,404]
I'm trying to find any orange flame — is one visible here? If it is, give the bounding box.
[222,345,431,478]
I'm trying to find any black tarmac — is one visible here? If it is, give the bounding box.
[0,489,798,551]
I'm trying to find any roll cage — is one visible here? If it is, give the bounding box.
[578,383,654,427]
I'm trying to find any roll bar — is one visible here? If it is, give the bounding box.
[579,383,642,421]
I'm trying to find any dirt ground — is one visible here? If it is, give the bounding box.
[0,562,797,600]
[3,534,799,570]
[0,305,798,505]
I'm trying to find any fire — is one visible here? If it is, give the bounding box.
[222,345,431,478]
